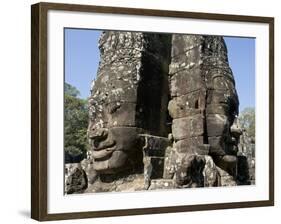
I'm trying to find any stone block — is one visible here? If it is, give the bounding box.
[148,179,176,190]
[171,34,203,57]
[65,164,88,194]
[175,154,205,187]
[170,68,203,97]
[91,78,138,103]
[172,114,204,140]
[163,147,177,179]
[206,114,230,137]
[170,47,202,74]
[216,166,237,187]
[139,134,170,157]
[97,62,139,81]
[174,137,206,154]
[168,91,204,119]
[203,155,218,187]
[207,90,238,106]
[208,136,226,156]
[206,104,229,115]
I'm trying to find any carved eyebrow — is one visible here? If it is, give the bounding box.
[108,103,121,114]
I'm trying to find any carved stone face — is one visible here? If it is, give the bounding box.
[87,31,171,175]
[88,123,142,174]
[88,68,143,173]
[205,72,240,175]
[206,73,239,157]
[87,32,144,174]
[228,119,243,154]
[88,89,144,173]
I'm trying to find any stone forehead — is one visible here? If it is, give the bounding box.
[171,35,227,54]
[202,36,227,52]
[99,31,144,52]
[99,31,171,59]
[89,75,139,105]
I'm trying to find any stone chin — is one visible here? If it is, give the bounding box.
[93,150,129,174]
[90,126,143,174]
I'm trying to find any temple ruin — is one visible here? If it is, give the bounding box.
[65,31,254,194]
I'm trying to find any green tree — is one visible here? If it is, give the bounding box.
[64,83,89,163]
[65,82,80,97]
[238,107,255,140]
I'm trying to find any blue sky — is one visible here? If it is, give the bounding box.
[64,28,255,112]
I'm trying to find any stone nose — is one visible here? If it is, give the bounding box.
[89,128,108,141]
[230,124,243,138]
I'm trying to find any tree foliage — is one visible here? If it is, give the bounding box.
[65,82,80,97]
[238,107,255,140]
[64,83,89,163]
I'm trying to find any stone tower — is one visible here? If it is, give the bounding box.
[65,31,247,194]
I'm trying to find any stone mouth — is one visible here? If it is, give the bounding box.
[92,139,116,151]
[92,145,116,160]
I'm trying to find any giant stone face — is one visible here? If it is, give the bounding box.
[87,31,171,174]
[88,76,143,173]
[168,35,242,178]
[77,32,245,192]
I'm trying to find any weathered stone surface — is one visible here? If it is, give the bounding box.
[203,156,219,187]
[206,104,229,115]
[208,136,227,156]
[81,157,98,185]
[169,35,204,74]
[212,155,237,177]
[211,75,235,91]
[81,31,172,193]
[206,114,230,137]
[89,102,138,128]
[85,173,146,193]
[163,146,177,179]
[216,166,237,187]
[140,134,170,157]
[175,154,206,187]
[172,114,204,140]
[107,102,137,127]
[91,78,138,103]
[171,35,203,57]
[169,47,202,75]
[65,32,251,193]
[207,90,238,107]
[140,135,171,187]
[237,124,255,185]
[168,34,242,190]
[168,91,203,119]
[149,179,177,190]
[65,163,88,194]
[201,36,228,61]
[88,126,144,174]
[170,68,203,97]
[174,137,208,155]
[173,154,220,188]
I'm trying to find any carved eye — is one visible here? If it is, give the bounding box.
[109,103,121,114]
[213,77,227,90]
